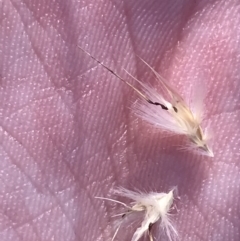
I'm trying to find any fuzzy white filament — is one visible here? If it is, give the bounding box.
[96,188,177,241]
[129,58,213,157]
[79,47,213,157]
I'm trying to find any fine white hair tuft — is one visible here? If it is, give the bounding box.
[78,46,213,157]
[131,57,213,157]
[96,187,178,241]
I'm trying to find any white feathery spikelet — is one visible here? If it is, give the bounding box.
[96,187,178,241]
[78,46,213,157]
[128,58,213,157]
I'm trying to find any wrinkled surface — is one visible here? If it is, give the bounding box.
[1,0,240,240]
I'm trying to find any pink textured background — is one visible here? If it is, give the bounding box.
[0,0,240,240]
